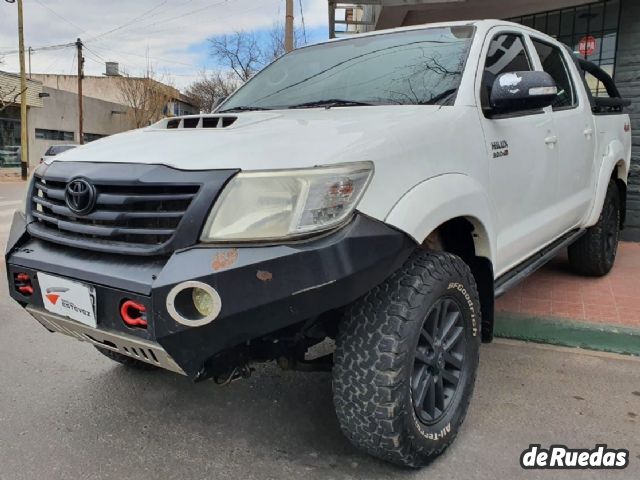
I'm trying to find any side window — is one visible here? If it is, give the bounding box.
[585,72,610,98]
[532,40,577,110]
[482,34,533,108]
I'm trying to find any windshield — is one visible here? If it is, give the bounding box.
[45,145,76,156]
[219,25,475,111]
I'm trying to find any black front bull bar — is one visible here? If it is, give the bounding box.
[6,211,417,380]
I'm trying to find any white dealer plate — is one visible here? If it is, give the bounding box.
[38,273,97,328]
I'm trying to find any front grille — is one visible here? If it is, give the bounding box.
[31,177,198,247]
[27,162,239,256]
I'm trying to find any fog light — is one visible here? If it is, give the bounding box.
[166,281,222,327]
[191,287,214,317]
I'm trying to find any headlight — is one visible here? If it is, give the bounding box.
[201,162,373,241]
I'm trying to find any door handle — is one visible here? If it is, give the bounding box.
[545,135,558,145]
[583,128,594,138]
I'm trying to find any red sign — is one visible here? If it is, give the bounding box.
[579,36,597,56]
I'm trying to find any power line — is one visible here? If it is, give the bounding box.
[33,0,86,33]
[40,48,69,72]
[126,0,233,35]
[86,0,170,42]
[87,44,195,68]
[86,0,238,43]
[69,50,77,75]
[0,42,75,56]
[82,44,108,63]
[138,0,270,37]
[2,0,279,84]
[298,0,307,44]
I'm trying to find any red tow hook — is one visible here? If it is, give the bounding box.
[18,285,34,295]
[14,272,34,296]
[120,300,148,328]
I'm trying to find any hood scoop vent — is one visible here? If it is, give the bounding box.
[166,116,238,129]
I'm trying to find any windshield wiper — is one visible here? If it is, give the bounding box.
[418,88,458,106]
[217,106,273,113]
[287,99,374,109]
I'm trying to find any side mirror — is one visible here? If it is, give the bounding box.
[490,71,558,114]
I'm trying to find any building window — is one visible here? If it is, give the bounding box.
[510,0,620,97]
[35,128,74,142]
[0,109,21,168]
[83,133,106,143]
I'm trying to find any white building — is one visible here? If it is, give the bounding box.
[1,65,197,174]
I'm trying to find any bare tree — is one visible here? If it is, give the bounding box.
[267,21,303,60]
[209,24,306,82]
[209,32,266,82]
[117,69,173,128]
[185,71,239,113]
[0,84,25,115]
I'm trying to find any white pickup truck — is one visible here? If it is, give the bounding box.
[5,20,631,467]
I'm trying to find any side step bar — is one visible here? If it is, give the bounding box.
[495,229,584,298]
[26,306,185,375]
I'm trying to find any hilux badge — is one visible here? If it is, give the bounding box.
[491,140,509,158]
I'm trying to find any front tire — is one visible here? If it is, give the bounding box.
[568,179,620,277]
[332,250,481,468]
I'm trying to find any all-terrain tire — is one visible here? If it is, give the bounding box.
[332,250,481,468]
[568,179,621,277]
[95,346,158,371]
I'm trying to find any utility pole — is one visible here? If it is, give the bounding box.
[284,0,294,53]
[28,46,32,78]
[76,38,84,145]
[328,1,336,39]
[7,0,29,179]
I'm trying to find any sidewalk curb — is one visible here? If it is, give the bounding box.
[494,313,640,356]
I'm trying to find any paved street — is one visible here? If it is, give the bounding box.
[1,181,639,479]
[0,181,23,249]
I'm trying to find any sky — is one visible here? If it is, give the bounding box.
[0,0,330,90]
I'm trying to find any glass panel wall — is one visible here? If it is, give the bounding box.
[510,0,621,97]
[0,106,21,168]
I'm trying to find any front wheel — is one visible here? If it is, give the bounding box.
[568,179,620,277]
[332,250,481,468]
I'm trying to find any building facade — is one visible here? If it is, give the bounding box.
[1,71,136,172]
[0,71,43,170]
[31,69,198,118]
[329,0,639,240]
[2,65,197,174]
[28,86,136,167]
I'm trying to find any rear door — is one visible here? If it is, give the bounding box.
[477,30,560,275]
[530,37,596,230]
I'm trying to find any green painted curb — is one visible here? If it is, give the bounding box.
[494,313,640,356]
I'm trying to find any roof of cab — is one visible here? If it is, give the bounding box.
[311,19,557,47]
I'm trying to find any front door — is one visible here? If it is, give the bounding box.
[478,31,560,275]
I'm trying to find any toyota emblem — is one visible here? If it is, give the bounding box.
[65,178,97,215]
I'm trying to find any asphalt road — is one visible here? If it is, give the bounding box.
[1,181,639,479]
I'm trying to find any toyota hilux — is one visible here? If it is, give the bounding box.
[4,20,631,467]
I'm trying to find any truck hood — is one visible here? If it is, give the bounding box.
[49,105,483,225]
[52,106,438,171]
